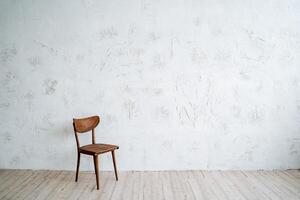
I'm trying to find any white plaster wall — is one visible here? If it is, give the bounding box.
[0,0,300,171]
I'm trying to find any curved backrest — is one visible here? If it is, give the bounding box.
[73,116,100,133]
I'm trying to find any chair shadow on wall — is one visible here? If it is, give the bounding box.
[72,115,119,190]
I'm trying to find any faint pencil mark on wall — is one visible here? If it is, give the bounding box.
[33,40,58,56]
[124,100,138,119]
[24,91,34,110]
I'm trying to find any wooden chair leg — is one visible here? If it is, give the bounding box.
[75,152,80,182]
[93,155,100,190]
[111,150,118,181]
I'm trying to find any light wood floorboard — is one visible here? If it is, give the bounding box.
[0,169,300,200]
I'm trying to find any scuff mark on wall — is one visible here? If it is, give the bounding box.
[0,102,10,109]
[191,48,207,64]
[2,132,12,143]
[147,32,160,42]
[98,27,118,40]
[24,91,34,110]
[43,79,58,95]
[152,54,166,68]
[248,105,265,123]
[0,47,17,63]
[10,156,21,168]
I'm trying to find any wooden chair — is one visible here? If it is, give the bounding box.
[73,115,119,190]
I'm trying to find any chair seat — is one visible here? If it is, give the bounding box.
[79,143,119,155]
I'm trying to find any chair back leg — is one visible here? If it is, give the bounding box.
[75,152,80,182]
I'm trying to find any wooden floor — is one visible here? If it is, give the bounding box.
[0,170,300,200]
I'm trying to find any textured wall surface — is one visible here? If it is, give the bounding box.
[0,0,300,171]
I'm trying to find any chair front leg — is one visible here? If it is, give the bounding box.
[93,155,100,190]
[111,150,118,181]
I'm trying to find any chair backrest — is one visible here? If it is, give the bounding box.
[73,116,100,133]
[73,116,100,147]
